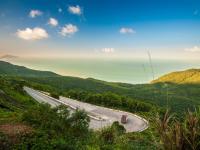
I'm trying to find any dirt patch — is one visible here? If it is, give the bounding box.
[0,123,33,136]
[0,123,33,144]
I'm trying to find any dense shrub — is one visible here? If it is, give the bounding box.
[50,92,59,99]
[19,104,91,149]
[66,90,155,113]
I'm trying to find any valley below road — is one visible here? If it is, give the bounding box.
[24,87,148,132]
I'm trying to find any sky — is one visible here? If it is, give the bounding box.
[0,0,200,59]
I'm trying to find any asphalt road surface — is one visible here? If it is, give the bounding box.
[24,87,148,132]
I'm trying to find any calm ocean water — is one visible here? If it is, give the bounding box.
[6,58,200,84]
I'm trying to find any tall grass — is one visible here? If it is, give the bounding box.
[155,109,200,150]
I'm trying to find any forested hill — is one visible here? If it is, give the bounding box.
[1,60,200,115]
[0,61,135,91]
[0,61,59,77]
[152,69,200,84]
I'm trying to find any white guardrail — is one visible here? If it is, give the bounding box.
[38,91,104,121]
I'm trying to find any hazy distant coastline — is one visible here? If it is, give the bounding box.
[6,57,200,84]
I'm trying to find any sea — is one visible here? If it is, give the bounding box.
[5,57,200,84]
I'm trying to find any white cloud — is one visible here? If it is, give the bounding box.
[29,10,42,18]
[16,27,48,41]
[48,18,58,27]
[68,5,82,15]
[60,24,78,37]
[102,48,115,53]
[120,27,135,34]
[58,8,62,13]
[185,46,200,52]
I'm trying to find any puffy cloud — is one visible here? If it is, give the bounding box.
[16,27,48,41]
[102,48,115,53]
[120,27,135,34]
[68,5,82,15]
[185,46,200,52]
[48,18,58,27]
[60,24,78,37]
[29,10,42,18]
[58,8,62,13]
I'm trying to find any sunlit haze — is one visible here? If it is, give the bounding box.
[1,0,200,84]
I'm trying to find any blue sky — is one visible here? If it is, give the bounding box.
[0,0,200,59]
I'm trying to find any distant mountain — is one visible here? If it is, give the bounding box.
[0,54,18,59]
[0,61,59,77]
[152,69,200,84]
[0,61,131,92]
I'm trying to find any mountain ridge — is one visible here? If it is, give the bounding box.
[0,61,59,77]
[0,54,18,59]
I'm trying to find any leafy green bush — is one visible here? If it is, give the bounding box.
[0,132,11,150]
[19,104,91,149]
[66,90,155,113]
[50,93,59,99]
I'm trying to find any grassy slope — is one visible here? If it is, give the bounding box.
[0,77,36,123]
[152,69,200,84]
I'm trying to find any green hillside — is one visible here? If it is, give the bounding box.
[0,62,157,149]
[0,61,59,77]
[0,61,200,149]
[0,61,200,115]
[152,69,200,84]
[23,77,200,115]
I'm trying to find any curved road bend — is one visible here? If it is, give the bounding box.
[24,87,148,132]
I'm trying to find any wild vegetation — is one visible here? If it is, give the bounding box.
[0,77,156,149]
[22,72,200,116]
[0,61,200,149]
[65,90,157,113]
[155,109,200,150]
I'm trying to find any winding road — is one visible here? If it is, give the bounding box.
[24,87,148,132]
